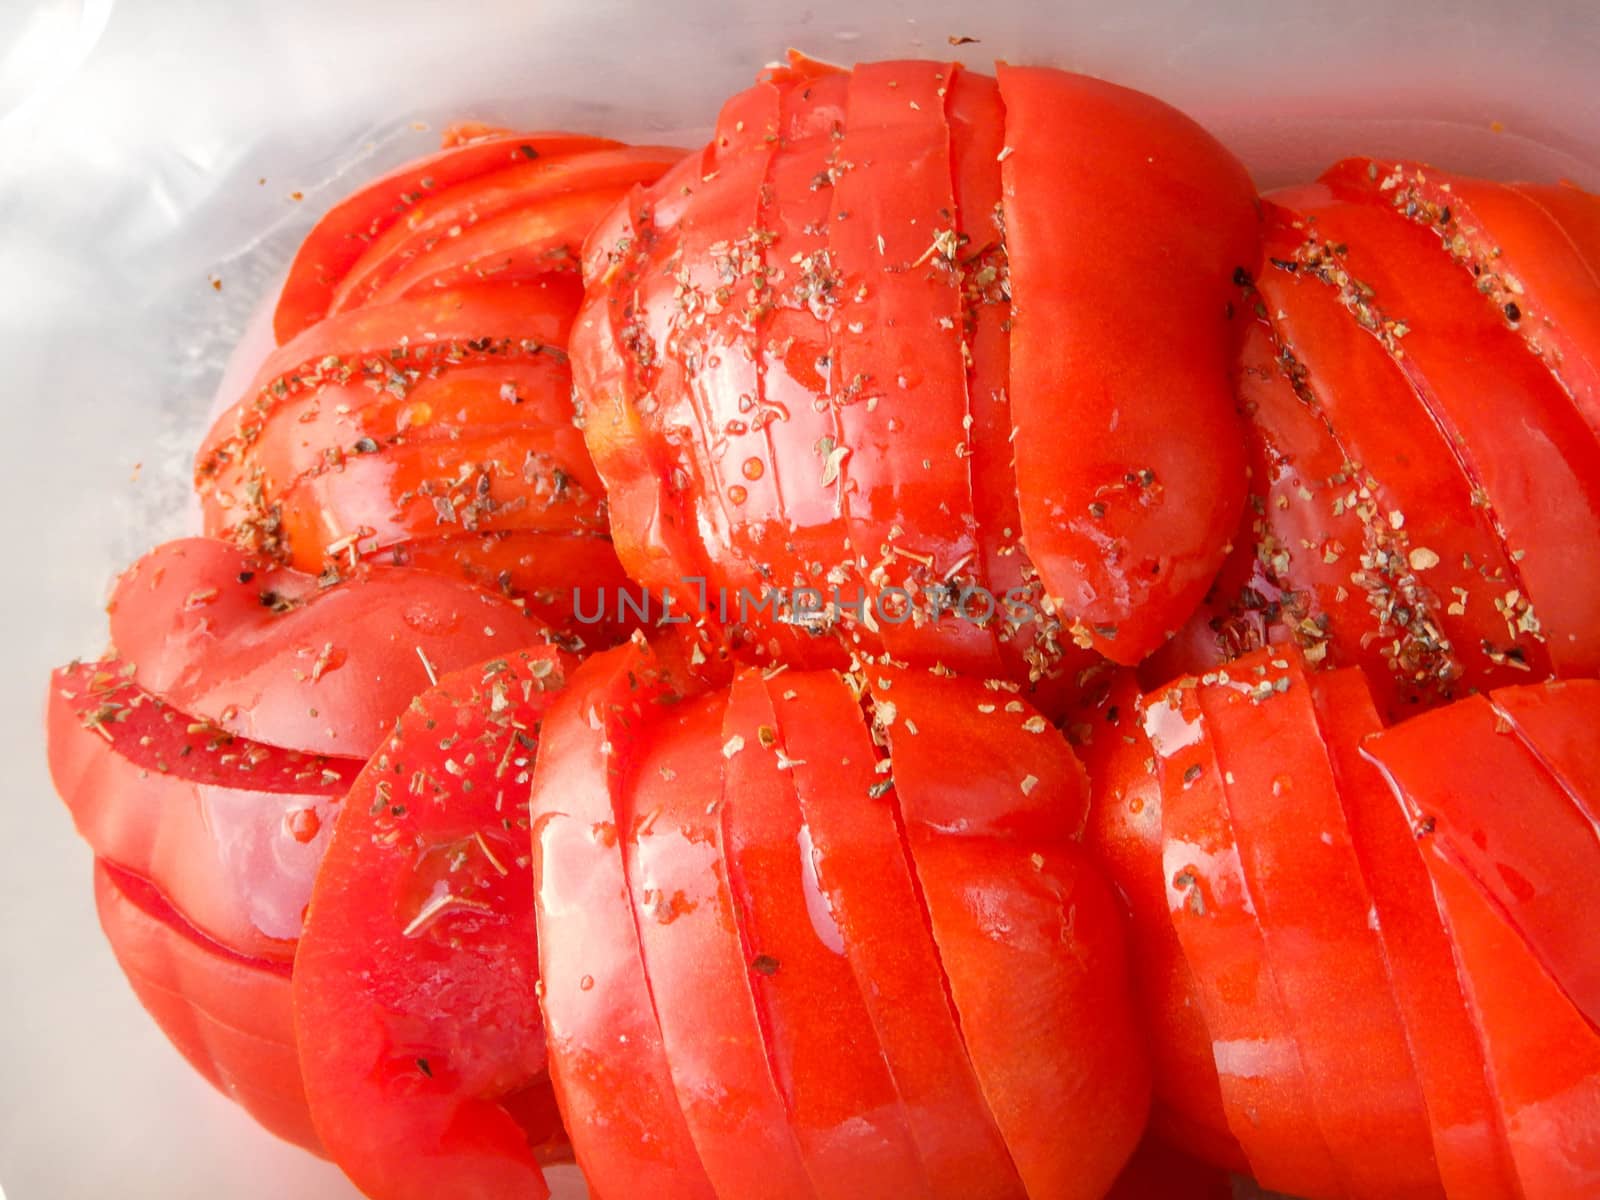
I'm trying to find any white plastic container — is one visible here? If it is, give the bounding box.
[0,1,1594,1196]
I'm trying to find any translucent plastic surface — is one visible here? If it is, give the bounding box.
[0,1,1594,1197]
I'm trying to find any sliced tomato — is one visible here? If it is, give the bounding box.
[765,667,1025,1199]
[1148,677,1343,1197]
[825,60,996,674]
[621,687,813,1198]
[1318,670,1521,1199]
[1195,652,1440,1197]
[1075,671,1245,1171]
[93,859,320,1154]
[294,647,572,1200]
[383,531,645,648]
[1272,182,1600,677]
[529,637,718,1199]
[1319,159,1600,436]
[995,65,1255,663]
[273,132,616,342]
[877,668,1149,1199]
[1361,681,1600,1036]
[108,537,546,757]
[328,145,683,315]
[48,661,358,960]
[201,283,576,547]
[1425,845,1600,1197]
[720,669,928,1194]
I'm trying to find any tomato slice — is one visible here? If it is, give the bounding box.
[273,131,616,342]
[622,687,814,1198]
[1361,683,1600,1036]
[203,284,573,503]
[720,669,928,1194]
[383,531,644,648]
[529,637,717,1199]
[93,859,320,1154]
[1075,671,1245,1171]
[328,145,683,315]
[764,668,1025,1199]
[294,647,572,1200]
[1149,678,1343,1197]
[48,661,358,960]
[824,60,995,674]
[1320,159,1600,437]
[947,64,1084,696]
[1425,846,1600,1197]
[1272,183,1600,677]
[1196,652,1440,1197]
[1317,670,1522,1199]
[879,669,1149,1198]
[995,65,1255,663]
[108,538,545,757]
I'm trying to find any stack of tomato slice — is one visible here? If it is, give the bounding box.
[42,51,1600,1200]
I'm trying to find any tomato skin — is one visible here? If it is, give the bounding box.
[273,131,617,342]
[294,647,574,1200]
[995,64,1256,665]
[107,537,547,758]
[92,859,321,1155]
[48,662,359,961]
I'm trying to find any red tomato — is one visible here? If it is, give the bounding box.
[573,59,1259,681]
[107,537,546,757]
[92,859,320,1154]
[532,642,1147,1198]
[1362,680,1600,1037]
[1154,176,1599,712]
[48,661,360,960]
[273,130,618,342]
[995,65,1255,664]
[326,144,684,315]
[293,647,573,1200]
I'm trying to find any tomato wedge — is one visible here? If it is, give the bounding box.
[1320,671,1520,1200]
[1194,653,1439,1198]
[328,145,683,315]
[273,131,617,342]
[108,537,546,757]
[1148,677,1343,1197]
[1075,671,1245,1171]
[876,668,1149,1199]
[529,637,718,1199]
[621,687,814,1198]
[93,859,320,1153]
[765,667,1024,1199]
[995,64,1255,664]
[1319,159,1600,436]
[294,647,572,1200]
[48,661,359,960]
[1362,681,1600,1036]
